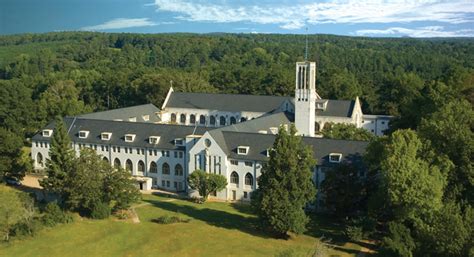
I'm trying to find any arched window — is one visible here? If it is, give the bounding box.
[114,158,121,169]
[162,162,170,175]
[210,116,216,126]
[171,113,177,123]
[220,116,226,126]
[175,164,183,176]
[37,153,44,167]
[102,157,109,163]
[126,159,133,172]
[240,117,247,122]
[138,160,145,173]
[230,171,239,185]
[199,115,206,125]
[190,114,196,124]
[230,117,236,125]
[245,173,253,186]
[180,114,186,124]
[149,162,157,173]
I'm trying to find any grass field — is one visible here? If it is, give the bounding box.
[0,194,363,257]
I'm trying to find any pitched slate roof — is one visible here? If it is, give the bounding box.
[218,131,368,167]
[78,104,160,123]
[165,92,292,113]
[32,117,211,150]
[316,100,355,118]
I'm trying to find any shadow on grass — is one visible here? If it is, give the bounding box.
[143,199,272,239]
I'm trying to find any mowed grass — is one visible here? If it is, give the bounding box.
[0,194,361,257]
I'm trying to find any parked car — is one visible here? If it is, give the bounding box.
[5,178,21,186]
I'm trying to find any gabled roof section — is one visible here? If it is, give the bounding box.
[164,92,292,113]
[32,117,211,150]
[218,131,368,167]
[78,104,160,123]
[315,99,355,118]
[208,112,294,154]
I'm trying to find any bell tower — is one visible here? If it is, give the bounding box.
[295,61,317,137]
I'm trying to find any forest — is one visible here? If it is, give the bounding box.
[0,32,473,256]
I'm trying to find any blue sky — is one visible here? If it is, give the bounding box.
[2,0,474,37]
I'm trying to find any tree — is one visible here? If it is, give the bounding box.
[252,125,316,236]
[321,164,366,218]
[0,127,29,181]
[321,123,375,141]
[378,130,445,221]
[418,100,474,204]
[0,186,35,241]
[40,117,75,199]
[380,222,416,257]
[37,80,90,123]
[188,169,227,202]
[66,148,139,215]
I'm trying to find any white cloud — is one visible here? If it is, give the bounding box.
[355,26,474,37]
[80,18,159,31]
[151,0,474,30]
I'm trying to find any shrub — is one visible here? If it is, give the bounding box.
[42,202,73,227]
[90,201,111,219]
[344,225,364,242]
[11,219,42,238]
[114,209,129,220]
[151,215,190,224]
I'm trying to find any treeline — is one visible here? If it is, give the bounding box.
[0,32,473,139]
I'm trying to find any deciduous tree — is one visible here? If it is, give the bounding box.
[188,169,227,202]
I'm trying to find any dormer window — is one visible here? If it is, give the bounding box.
[129,117,137,122]
[174,138,184,146]
[42,129,53,137]
[78,130,89,139]
[266,148,273,157]
[142,115,150,121]
[237,146,249,155]
[316,100,328,110]
[149,136,160,144]
[125,134,136,142]
[101,132,112,141]
[269,127,278,134]
[329,153,342,163]
[258,130,268,134]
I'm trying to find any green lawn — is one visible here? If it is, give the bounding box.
[0,194,362,257]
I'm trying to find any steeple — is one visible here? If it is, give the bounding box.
[295,61,317,137]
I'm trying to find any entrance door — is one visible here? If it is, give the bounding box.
[232,190,236,201]
[139,182,143,190]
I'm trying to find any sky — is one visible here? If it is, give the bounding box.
[1,0,474,37]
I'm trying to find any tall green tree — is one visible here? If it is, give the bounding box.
[252,125,316,236]
[418,100,474,204]
[0,127,29,181]
[0,186,35,241]
[66,148,140,214]
[40,117,75,198]
[378,130,445,221]
[188,169,227,202]
[321,164,366,218]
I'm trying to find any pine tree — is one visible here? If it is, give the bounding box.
[252,124,316,237]
[40,117,75,198]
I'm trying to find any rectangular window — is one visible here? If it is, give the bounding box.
[166,181,170,187]
[174,151,178,158]
[237,146,249,155]
[105,146,108,151]
[174,182,177,188]
[230,160,238,165]
[245,161,253,167]
[149,150,152,155]
[179,152,183,158]
[141,149,144,155]
[101,145,104,151]
[78,130,89,138]
[329,153,342,163]
[154,150,157,156]
[136,148,140,154]
[125,148,128,154]
[244,192,248,199]
[117,147,121,153]
[162,180,165,187]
